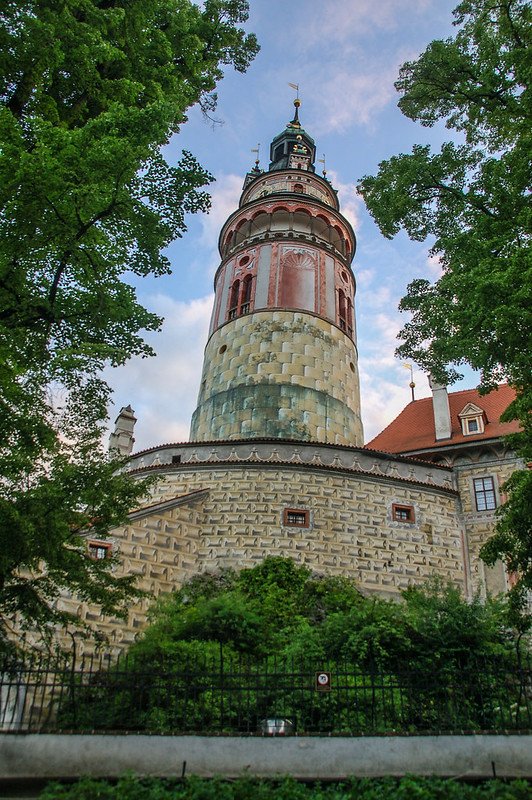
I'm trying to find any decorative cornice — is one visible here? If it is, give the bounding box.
[126,440,456,495]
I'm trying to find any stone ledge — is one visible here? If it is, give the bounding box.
[1,733,531,781]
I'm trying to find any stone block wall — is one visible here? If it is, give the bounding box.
[453,452,521,595]
[190,310,363,445]
[57,458,465,654]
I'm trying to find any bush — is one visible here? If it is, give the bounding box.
[39,775,532,800]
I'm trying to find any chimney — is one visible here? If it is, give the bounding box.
[109,405,137,457]
[428,376,451,441]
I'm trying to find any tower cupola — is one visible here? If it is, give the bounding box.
[269,99,316,172]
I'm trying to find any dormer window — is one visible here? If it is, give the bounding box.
[458,403,485,436]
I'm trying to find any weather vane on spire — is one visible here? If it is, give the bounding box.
[288,82,300,99]
[287,83,301,126]
[318,154,327,177]
[251,143,260,169]
[402,363,416,402]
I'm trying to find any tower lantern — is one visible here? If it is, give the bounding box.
[190,103,364,446]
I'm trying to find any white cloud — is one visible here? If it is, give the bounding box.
[362,285,393,310]
[300,0,432,45]
[200,173,243,249]
[360,375,410,442]
[326,169,363,231]
[356,268,375,287]
[106,294,213,452]
[314,68,397,133]
[360,358,432,442]
[426,252,444,278]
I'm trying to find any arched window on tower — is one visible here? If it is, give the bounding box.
[338,289,347,332]
[293,183,304,194]
[241,275,253,315]
[227,275,254,320]
[331,225,343,254]
[234,219,249,246]
[346,298,353,337]
[293,209,312,235]
[249,211,269,237]
[228,280,240,320]
[224,231,234,256]
[313,215,329,245]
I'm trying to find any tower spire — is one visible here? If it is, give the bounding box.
[289,98,301,128]
[287,83,301,128]
[267,92,316,173]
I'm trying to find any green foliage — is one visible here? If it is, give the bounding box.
[481,468,532,632]
[356,0,531,611]
[38,775,532,800]
[133,558,367,663]
[0,1,258,650]
[401,579,515,666]
[51,559,522,735]
[132,560,521,669]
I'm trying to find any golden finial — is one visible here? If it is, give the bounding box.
[318,154,327,177]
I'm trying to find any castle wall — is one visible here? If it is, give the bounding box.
[57,449,464,654]
[452,451,521,596]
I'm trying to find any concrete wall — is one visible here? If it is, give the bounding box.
[1,733,531,781]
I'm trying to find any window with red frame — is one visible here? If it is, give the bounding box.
[283,508,310,528]
[392,504,415,523]
[88,542,112,560]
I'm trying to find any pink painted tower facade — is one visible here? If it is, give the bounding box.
[190,102,363,445]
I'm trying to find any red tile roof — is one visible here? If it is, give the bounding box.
[366,384,519,455]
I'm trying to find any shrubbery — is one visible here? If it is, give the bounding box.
[55,558,530,735]
[130,557,521,672]
[39,775,532,800]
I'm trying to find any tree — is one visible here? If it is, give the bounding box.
[357,0,531,608]
[113,560,523,734]
[130,558,520,668]
[0,0,258,652]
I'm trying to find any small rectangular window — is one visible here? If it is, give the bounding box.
[467,419,479,433]
[392,504,415,523]
[88,542,111,560]
[473,477,497,511]
[283,508,310,528]
[172,455,181,464]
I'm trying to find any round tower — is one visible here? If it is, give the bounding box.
[190,102,364,445]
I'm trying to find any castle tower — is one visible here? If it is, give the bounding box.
[190,102,364,445]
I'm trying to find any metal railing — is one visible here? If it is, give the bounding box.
[1,651,530,735]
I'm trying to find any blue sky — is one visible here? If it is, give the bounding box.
[107,0,475,451]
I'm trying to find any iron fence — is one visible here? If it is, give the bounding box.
[1,650,531,735]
